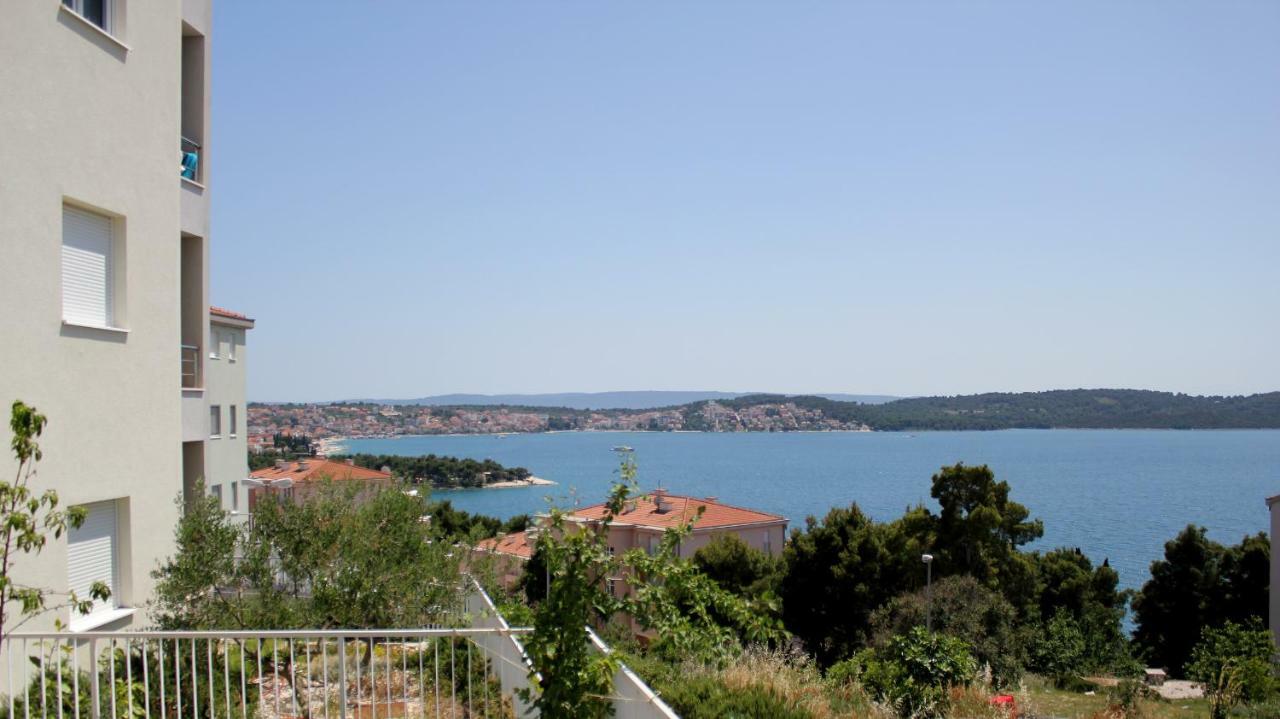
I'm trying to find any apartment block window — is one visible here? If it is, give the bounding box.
[67,501,120,624]
[62,205,116,328]
[228,334,237,362]
[229,405,238,437]
[210,484,222,506]
[230,481,239,513]
[210,405,221,438]
[62,0,112,33]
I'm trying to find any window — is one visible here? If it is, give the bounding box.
[210,484,222,505]
[210,405,221,438]
[229,405,238,437]
[228,333,237,362]
[230,481,239,512]
[63,0,112,33]
[218,332,229,359]
[62,205,116,328]
[67,501,119,622]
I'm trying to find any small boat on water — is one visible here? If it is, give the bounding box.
[612,445,634,453]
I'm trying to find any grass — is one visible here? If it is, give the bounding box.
[1016,675,1212,719]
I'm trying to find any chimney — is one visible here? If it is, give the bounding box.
[274,459,288,470]
[297,460,309,471]
[652,489,670,513]
[345,458,355,466]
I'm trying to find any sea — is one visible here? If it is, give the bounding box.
[341,429,1280,596]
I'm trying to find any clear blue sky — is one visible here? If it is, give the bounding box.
[210,2,1279,402]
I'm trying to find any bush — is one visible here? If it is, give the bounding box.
[870,575,1027,688]
[1031,609,1087,687]
[1185,619,1277,719]
[658,674,815,719]
[855,627,977,718]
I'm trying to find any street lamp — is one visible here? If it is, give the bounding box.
[921,553,934,632]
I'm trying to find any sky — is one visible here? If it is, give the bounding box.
[210,2,1280,403]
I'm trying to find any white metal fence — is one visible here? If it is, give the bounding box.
[2,582,679,719]
[2,629,524,719]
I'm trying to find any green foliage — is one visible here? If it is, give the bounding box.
[870,575,1027,688]
[655,675,814,719]
[1031,609,1088,686]
[426,499,529,542]
[1033,548,1132,673]
[781,503,922,666]
[339,453,532,488]
[692,534,783,601]
[1132,525,1270,674]
[1,401,110,646]
[927,463,1043,610]
[1185,619,1278,719]
[853,627,977,718]
[151,480,462,631]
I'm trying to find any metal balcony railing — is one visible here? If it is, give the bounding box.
[180,136,201,182]
[3,628,527,719]
[180,344,201,389]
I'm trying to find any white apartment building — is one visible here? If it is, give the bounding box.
[0,0,221,638]
[206,307,255,521]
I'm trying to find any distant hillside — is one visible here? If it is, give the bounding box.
[350,390,900,410]
[722,389,1280,430]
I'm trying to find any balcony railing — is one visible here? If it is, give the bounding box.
[2,580,679,719]
[180,344,201,389]
[180,136,201,183]
[3,628,528,719]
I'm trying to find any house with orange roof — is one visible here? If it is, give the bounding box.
[247,457,392,512]
[475,488,787,593]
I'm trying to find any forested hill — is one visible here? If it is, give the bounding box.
[726,389,1280,430]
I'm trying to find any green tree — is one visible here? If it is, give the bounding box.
[926,463,1044,613]
[1186,619,1277,719]
[851,626,977,718]
[1033,548,1130,673]
[691,534,782,601]
[780,504,922,666]
[869,575,1027,688]
[1,401,109,648]
[1133,526,1269,674]
[1031,609,1087,686]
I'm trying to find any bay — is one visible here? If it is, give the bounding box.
[341,429,1280,594]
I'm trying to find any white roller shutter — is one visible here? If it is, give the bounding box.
[67,501,118,619]
[62,205,113,327]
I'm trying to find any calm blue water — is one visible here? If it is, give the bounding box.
[343,430,1280,594]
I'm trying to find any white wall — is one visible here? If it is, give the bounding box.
[0,0,195,646]
[205,319,251,518]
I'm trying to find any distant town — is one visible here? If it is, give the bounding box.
[246,398,866,446]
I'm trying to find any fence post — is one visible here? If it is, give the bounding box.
[337,638,348,719]
[88,638,101,719]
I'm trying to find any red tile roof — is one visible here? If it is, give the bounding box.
[476,530,533,560]
[210,306,253,321]
[249,458,390,484]
[572,492,785,530]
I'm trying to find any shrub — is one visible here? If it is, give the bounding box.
[1031,609,1087,687]
[1185,619,1278,719]
[659,674,814,719]
[855,627,977,718]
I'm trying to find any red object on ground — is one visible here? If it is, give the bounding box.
[991,694,1017,717]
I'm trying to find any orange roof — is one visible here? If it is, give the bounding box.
[210,306,252,321]
[249,458,391,484]
[572,492,786,530]
[476,530,533,560]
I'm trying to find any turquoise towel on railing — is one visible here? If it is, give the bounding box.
[181,151,199,180]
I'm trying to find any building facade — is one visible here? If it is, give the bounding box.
[0,0,215,639]
[205,307,254,520]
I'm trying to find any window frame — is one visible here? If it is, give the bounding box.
[61,203,125,332]
[210,405,221,438]
[62,0,113,34]
[229,405,238,437]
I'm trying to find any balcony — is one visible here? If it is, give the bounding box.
[4,580,678,719]
[180,136,202,184]
[180,344,201,389]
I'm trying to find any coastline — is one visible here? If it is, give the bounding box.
[469,475,555,490]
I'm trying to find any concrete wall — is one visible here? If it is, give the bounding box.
[0,0,203,645]
[206,318,250,517]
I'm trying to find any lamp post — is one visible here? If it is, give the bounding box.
[922,553,934,632]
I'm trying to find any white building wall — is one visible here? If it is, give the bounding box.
[0,0,209,651]
[206,318,252,520]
